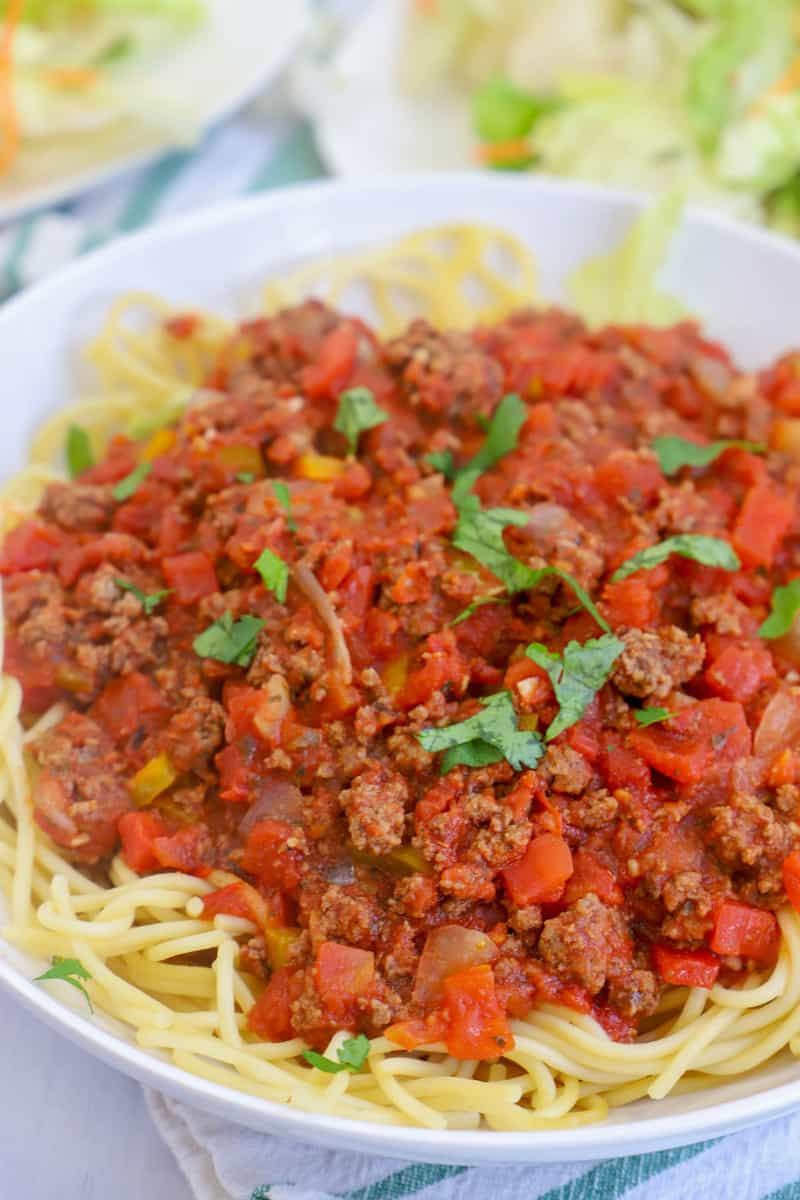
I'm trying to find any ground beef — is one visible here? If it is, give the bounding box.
[40,482,115,532]
[541,744,592,794]
[159,697,226,772]
[538,895,626,995]
[607,968,661,1021]
[690,592,749,636]
[611,626,705,699]
[31,713,131,863]
[569,789,618,829]
[309,883,383,948]
[384,319,504,420]
[706,793,793,877]
[340,764,408,855]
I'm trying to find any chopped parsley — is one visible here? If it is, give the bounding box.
[272,481,297,532]
[334,387,389,455]
[450,594,509,626]
[634,707,675,727]
[254,548,289,604]
[114,578,171,614]
[417,690,544,774]
[451,393,527,505]
[303,1033,371,1074]
[34,956,93,1013]
[112,461,152,502]
[653,435,764,477]
[66,424,94,478]
[236,471,256,484]
[193,611,265,667]
[612,535,740,583]
[526,634,624,741]
[759,579,800,639]
[426,448,457,479]
[93,34,134,65]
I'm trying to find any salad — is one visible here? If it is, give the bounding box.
[402,0,800,233]
[0,0,205,176]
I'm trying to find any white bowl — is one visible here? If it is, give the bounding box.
[3,174,800,1165]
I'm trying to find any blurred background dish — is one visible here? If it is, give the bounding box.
[296,0,800,234]
[0,0,311,223]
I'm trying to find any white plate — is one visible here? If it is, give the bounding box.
[0,0,312,224]
[295,0,473,177]
[4,174,800,1164]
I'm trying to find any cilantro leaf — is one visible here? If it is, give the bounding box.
[93,33,134,65]
[612,535,740,583]
[34,956,93,1013]
[112,461,152,502]
[426,449,457,480]
[450,595,509,627]
[451,393,526,504]
[114,578,171,615]
[759,579,800,639]
[66,425,94,478]
[417,690,544,775]
[236,471,256,484]
[272,481,297,532]
[526,634,624,740]
[334,387,389,455]
[528,566,611,635]
[193,611,265,667]
[254,548,289,603]
[303,1033,371,1074]
[653,435,764,477]
[634,707,675,727]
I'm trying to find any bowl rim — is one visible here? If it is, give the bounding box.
[3,171,800,1160]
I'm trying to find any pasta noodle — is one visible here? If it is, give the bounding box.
[1,222,800,1131]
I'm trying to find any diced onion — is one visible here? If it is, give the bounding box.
[413,924,498,1005]
[754,688,800,759]
[240,774,304,833]
[293,561,353,685]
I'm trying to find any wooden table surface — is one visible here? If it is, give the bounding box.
[0,988,193,1199]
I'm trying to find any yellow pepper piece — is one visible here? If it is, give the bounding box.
[131,754,178,808]
[382,653,408,698]
[350,843,433,878]
[141,427,176,462]
[296,453,346,482]
[217,444,265,477]
[264,926,301,969]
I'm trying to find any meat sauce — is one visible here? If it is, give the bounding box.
[6,299,800,1058]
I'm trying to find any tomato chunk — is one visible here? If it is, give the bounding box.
[710,900,780,963]
[152,825,208,874]
[241,819,304,894]
[502,833,573,906]
[0,519,64,574]
[118,810,168,874]
[652,944,720,989]
[441,964,514,1060]
[162,551,219,605]
[733,483,794,568]
[315,941,374,1025]
[629,699,750,784]
[301,326,358,400]
[91,672,169,741]
[247,967,296,1041]
[705,641,775,704]
[783,851,800,914]
[563,850,623,907]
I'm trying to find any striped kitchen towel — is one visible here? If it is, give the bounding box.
[147,1089,800,1200]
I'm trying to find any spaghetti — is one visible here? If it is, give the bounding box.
[3,223,800,1132]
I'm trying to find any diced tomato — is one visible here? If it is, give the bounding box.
[502,832,574,906]
[162,551,218,604]
[242,819,304,894]
[396,633,468,710]
[118,810,168,873]
[652,944,720,989]
[315,941,374,1025]
[3,634,61,712]
[594,450,663,506]
[601,577,660,630]
[165,312,200,340]
[733,483,794,568]
[247,967,296,1041]
[59,532,144,587]
[91,672,170,741]
[710,900,780,964]
[338,565,375,619]
[629,698,751,785]
[705,641,775,703]
[152,824,208,874]
[301,326,358,400]
[563,850,623,906]
[202,882,254,921]
[332,460,372,500]
[0,519,65,574]
[158,507,194,556]
[783,851,800,914]
[113,483,175,539]
[384,1012,448,1051]
[440,964,514,1059]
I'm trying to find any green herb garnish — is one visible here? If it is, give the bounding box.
[526,634,624,741]
[272,481,297,532]
[34,956,93,1013]
[236,472,256,484]
[426,449,457,480]
[612,535,740,583]
[254,548,289,604]
[112,461,152,502]
[759,579,800,639]
[450,595,509,626]
[193,611,265,667]
[66,425,94,478]
[653,435,764,477]
[451,393,527,505]
[334,387,389,455]
[303,1034,371,1074]
[417,690,544,775]
[93,34,134,65]
[114,578,171,615]
[634,707,675,727]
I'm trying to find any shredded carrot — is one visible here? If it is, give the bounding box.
[475,138,532,166]
[41,65,99,91]
[0,0,25,175]
[750,55,800,116]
